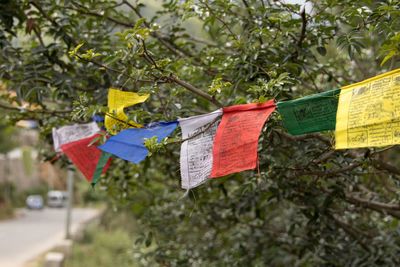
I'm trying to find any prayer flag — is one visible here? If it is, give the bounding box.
[104,88,150,135]
[52,122,100,152]
[211,100,276,178]
[277,89,340,135]
[92,114,105,123]
[179,109,222,189]
[99,121,178,163]
[61,134,111,181]
[91,152,112,187]
[336,68,400,149]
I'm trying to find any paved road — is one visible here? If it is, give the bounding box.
[0,207,100,267]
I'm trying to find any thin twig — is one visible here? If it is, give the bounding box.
[274,129,332,146]
[0,102,71,114]
[140,39,160,70]
[329,214,371,252]
[75,55,165,84]
[104,113,141,128]
[168,75,223,108]
[30,1,77,46]
[201,1,239,41]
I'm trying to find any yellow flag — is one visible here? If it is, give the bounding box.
[335,68,400,149]
[105,88,150,135]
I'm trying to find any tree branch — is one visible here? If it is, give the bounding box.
[69,1,228,80]
[75,55,165,85]
[66,4,133,28]
[297,162,362,177]
[121,0,189,58]
[297,7,307,48]
[0,102,71,115]
[329,214,371,252]
[274,129,332,146]
[168,75,223,108]
[202,1,238,41]
[29,1,77,47]
[290,6,307,61]
[371,159,400,176]
[345,193,400,212]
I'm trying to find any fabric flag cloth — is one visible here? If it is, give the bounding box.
[99,121,178,163]
[61,134,111,182]
[336,68,400,149]
[104,88,150,135]
[179,109,222,190]
[277,89,340,135]
[211,100,276,178]
[91,152,112,187]
[92,114,105,123]
[52,122,100,152]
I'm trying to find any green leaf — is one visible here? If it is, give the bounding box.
[380,50,396,66]
[68,42,84,58]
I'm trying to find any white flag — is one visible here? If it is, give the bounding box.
[52,122,100,152]
[179,109,222,189]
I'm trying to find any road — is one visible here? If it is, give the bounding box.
[0,207,100,267]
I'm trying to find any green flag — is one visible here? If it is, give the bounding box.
[91,152,112,187]
[277,89,340,135]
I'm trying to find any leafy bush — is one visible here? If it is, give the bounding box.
[66,224,136,267]
[0,181,15,219]
[1,0,400,266]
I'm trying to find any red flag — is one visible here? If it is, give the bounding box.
[211,100,276,178]
[61,134,111,182]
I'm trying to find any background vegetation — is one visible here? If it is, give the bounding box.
[65,210,141,267]
[1,0,400,266]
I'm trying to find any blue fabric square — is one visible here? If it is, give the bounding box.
[99,121,178,163]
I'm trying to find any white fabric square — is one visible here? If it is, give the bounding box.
[179,109,222,189]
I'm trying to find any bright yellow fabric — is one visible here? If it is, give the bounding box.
[335,68,400,149]
[105,88,150,135]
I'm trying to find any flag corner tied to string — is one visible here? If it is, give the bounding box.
[99,121,178,164]
[335,68,400,149]
[179,109,223,190]
[61,134,111,182]
[211,100,276,178]
[105,87,150,135]
[277,88,340,136]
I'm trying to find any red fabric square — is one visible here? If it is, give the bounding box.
[61,134,111,182]
[211,100,276,178]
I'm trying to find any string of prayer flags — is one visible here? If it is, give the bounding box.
[277,89,340,135]
[179,109,222,190]
[336,68,400,149]
[211,100,276,178]
[51,69,400,190]
[52,122,100,152]
[99,121,178,163]
[91,152,112,187]
[104,88,150,135]
[61,134,111,182]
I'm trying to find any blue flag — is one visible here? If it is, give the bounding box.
[92,114,105,123]
[98,121,178,163]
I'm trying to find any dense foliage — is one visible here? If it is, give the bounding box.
[1,0,400,266]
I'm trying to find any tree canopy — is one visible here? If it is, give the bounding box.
[1,0,400,265]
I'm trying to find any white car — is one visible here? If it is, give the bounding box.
[47,191,68,208]
[26,195,44,210]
